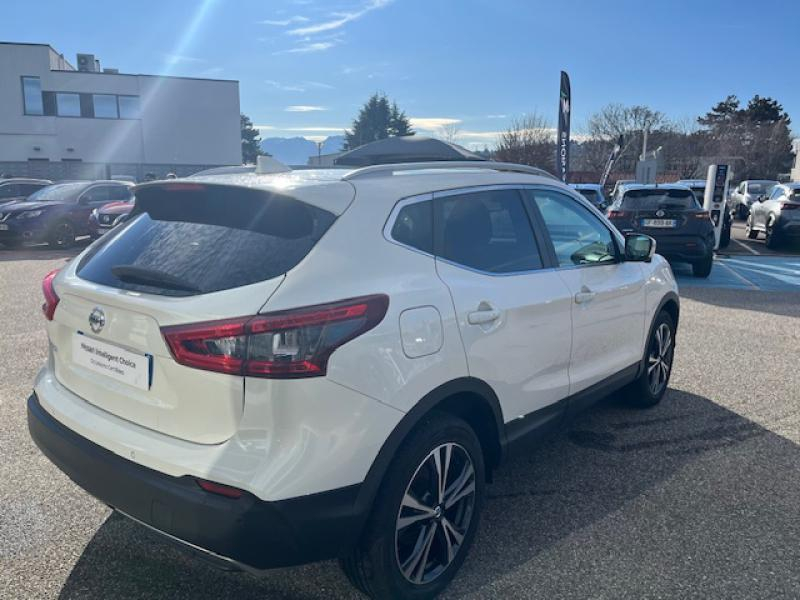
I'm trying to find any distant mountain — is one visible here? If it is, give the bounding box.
[261,135,345,166]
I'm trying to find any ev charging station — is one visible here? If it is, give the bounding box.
[703,164,730,250]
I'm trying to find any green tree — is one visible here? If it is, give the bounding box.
[344,93,414,150]
[241,113,264,164]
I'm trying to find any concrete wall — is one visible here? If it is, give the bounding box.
[0,43,241,174]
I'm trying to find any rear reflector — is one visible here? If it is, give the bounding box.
[781,202,800,210]
[161,294,389,379]
[607,210,628,219]
[41,269,60,321]
[196,479,244,499]
[693,211,712,221]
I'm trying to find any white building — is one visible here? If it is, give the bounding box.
[0,42,241,181]
[792,140,800,182]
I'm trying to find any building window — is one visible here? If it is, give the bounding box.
[22,76,44,115]
[56,92,81,117]
[118,95,141,119]
[93,94,118,119]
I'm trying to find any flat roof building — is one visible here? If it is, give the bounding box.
[0,42,241,181]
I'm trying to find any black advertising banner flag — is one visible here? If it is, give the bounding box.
[600,134,624,187]
[556,71,571,183]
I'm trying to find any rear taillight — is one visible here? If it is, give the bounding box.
[41,269,60,321]
[693,211,712,221]
[607,210,628,219]
[781,202,800,210]
[161,294,389,379]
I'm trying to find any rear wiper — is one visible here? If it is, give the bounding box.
[111,265,201,293]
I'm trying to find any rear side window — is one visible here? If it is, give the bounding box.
[577,189,599,204]
[621,188,697,210]
[391,200,433,253]
[0,184,19,199]
[436,189,542,273]
[77,185,336,296]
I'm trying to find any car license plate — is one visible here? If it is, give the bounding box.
[71,333,151,390]
[0,224,8,230]
[642,218,678,228]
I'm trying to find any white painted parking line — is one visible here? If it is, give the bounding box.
[715,261,759,289]
[730,237,760,255]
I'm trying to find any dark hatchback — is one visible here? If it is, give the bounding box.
[0,181,133,249]
[607,184,715,277]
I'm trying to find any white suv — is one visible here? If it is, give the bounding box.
[29,162,679,599]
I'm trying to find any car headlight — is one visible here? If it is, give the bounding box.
[17,209,44,219]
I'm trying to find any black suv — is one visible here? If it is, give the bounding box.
[607,184,715,277]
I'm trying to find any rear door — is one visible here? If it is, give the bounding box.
[50,182,340,443]
[526,188,645,398]
[432,186,572,426]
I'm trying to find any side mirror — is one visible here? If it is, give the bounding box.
[624,233,656,262]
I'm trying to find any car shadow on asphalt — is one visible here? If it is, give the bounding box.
[0,239,90,262]
[680,286,800,319]
[56,389,800,599]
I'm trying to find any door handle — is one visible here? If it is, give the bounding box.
[467,308,501,325]
[574,286,597,304]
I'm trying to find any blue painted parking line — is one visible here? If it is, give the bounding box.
[675,256,800,291]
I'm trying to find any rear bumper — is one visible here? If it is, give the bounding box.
[652,235,713,262]
[776,219,800,238]
[27,392,365,570]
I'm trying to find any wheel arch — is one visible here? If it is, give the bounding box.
[639,291,679,377]
[352,377,505,531]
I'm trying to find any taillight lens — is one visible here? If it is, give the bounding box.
[607,210,628,219]
[42,269,60,321]
[693,211,712,221]
[781,202,800,210]
[161,294,389,379]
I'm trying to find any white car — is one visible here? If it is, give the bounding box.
[729,179,778,220]
[29,161,679,599]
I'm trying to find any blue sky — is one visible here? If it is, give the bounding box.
[4,0,799,148]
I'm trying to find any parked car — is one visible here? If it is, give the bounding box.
[745,182,800,248]
[570,183,609,210]
[27,162,679,599]
[0,180,133,248]
[674,179,731,249]
[0,178,51,206]
[729,180,778,220]
[88,199,134,239]
[607,183,715,277]
[610,179,635,200]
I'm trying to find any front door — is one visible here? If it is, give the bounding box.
[526,188,646,396]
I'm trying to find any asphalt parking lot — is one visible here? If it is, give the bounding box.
[1,243,799,599]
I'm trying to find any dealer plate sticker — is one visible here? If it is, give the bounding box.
[71,333,151,390]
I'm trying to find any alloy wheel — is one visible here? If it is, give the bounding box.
[395,442,476,585]
[53,223,74,247]
[647,323,673,395]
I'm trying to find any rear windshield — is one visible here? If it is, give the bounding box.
[621,188,699,209]
[747,182,776,194]
[76,184,336,296]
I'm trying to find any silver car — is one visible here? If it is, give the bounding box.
[729,180,778,220]
[746,183,800,248]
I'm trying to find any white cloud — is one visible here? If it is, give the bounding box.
[163,53,204,64]
[302,80,334,89]
[409,117,462,131]
[289,0,392,36]
[260,15,309,26]
[265,79,306,92]
[486,114,507,119]
[274,41,337,54]
[285,105,328,112]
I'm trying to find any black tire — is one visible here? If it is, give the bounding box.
[745,217,759,239]
[623,310,675,408]
[48,221,76,249]
[765,220,780,249]
[692,253,713,278]
[341,412,485,599]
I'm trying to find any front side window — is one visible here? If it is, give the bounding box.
[80,186,112,204]
[530,190,617,267]
[22,76,43,115]
[107,185,133,201]
[93,94,118,118]
[436,189,542,273]
[56,93,81,117]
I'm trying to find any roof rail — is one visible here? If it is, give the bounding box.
[341,161,559,181]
